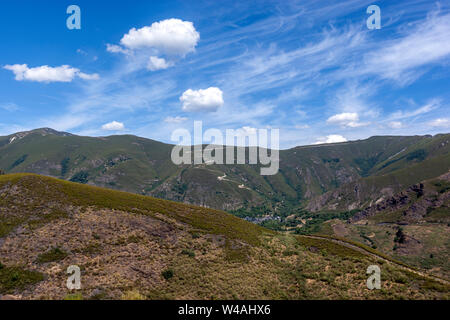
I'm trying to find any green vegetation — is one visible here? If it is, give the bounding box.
[181,249,195,258]
[295,210,358,235]
[296,236,364,258]
[69,171,89,184]
[60,157,70,177]
[0,264,44,294]
[36,247,68,263]
[9,154,27,170]
[162,269,174,280]
[433,180,450,194]
[0,215,25,238]
[394,228,406,244]
[406,149,428,162]
[65,293,83,300]
[354,156,379,176]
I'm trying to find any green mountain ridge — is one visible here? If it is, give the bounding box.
[1,129,449,218]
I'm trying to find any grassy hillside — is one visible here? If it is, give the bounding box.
[0,174,447,299]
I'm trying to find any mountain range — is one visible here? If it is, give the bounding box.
[1,128,449,216]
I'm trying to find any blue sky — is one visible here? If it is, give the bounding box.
[0,0,449,148]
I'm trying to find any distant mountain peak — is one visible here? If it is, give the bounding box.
[28,128,73,136]
[8,128,73,144]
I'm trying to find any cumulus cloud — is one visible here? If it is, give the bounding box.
[315,134,348,144]
[147,56,174,71]
[326,112,367,128]
[101,121,125,131]
[107,19,199,72]
[428,118,450,127]
[164,116,188,123]
[120,19,200,56]
[180,87,224,112]
[3,64,99,83]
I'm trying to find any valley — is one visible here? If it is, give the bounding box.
[0,128,449,294]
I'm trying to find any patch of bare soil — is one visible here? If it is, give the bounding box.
[332,222,349,237]
[394,235,423,256]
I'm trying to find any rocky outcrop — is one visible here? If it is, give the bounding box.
[351,172,450,224]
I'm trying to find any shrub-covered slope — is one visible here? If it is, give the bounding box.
[0,174,448,300]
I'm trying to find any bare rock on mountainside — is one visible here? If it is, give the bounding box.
[351,172,450,224]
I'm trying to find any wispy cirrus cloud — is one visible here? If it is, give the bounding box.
[164,116,188,124]
[428,118,450,128]
[388,99,440,121]
[360,12,450,83]
[0,102,20,112]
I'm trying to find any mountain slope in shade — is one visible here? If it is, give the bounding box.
[0,174,448,299]
[1,128,449,215]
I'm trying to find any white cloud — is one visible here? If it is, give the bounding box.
[3,64,99,83]
[389,99,439,120]
[147,56,174,71]
[326,112,367,128]
[315,134,348,144]
[363,13,450,81]
[0,103,19,112]
[78,72,100,80]
[428,118,450,128]
[240,126,258,135]
[164,116,188,123]
[120,18,200,57]
[388,121,403,129]
[295,124,310,129]
[180,87,224,112]
[101,121,125,131]
[106,44,131,55]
